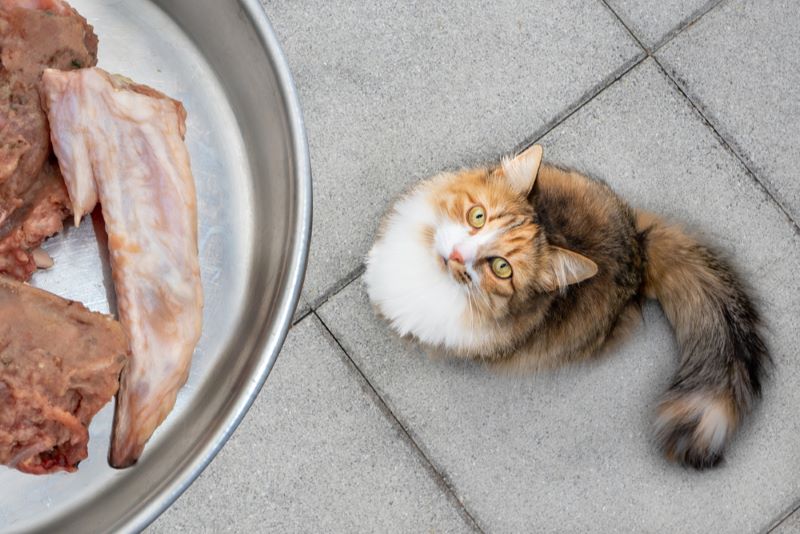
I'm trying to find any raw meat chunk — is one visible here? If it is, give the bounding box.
[0,275,129,474]
[0,160,70,279]
[0,0,98,279]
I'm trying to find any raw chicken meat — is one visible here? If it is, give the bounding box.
[0,275,129,474]
[41,67,203,468]
[0,0,98,280]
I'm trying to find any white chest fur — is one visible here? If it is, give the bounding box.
[364,189,491,353]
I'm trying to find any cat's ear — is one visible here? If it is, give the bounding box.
[542,246,598,291]
[501,144,543,196]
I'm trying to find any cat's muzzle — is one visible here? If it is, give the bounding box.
[446,259,472,285]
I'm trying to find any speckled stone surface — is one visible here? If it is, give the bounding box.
[658,0,800,223]
[605,0,721,49]
[773,509,800,533]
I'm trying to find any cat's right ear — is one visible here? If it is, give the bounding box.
[501,144,543,197]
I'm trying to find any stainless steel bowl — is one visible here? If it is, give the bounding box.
[0,0,311,532]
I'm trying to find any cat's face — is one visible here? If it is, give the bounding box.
[426,167,546,318]
[366,145,596,355]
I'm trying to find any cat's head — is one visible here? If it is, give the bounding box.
[365,145,597,355]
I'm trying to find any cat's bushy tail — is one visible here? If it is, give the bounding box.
[636,211,769,469]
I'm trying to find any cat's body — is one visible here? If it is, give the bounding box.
[365,145,768,469]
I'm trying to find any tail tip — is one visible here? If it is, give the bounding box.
[654,391,736,470]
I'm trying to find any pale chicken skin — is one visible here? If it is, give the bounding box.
[41,67,203,468]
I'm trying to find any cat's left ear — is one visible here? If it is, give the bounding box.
[542,246,598,292]
[501,144,543,197]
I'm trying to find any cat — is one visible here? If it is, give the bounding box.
[364,144,769,469]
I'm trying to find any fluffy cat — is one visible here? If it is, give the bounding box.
[364,144,768,469]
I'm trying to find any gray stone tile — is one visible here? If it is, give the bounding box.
[150,316,472,533]
[774,508,800,533]
[318,60,800,532]
[658,0,800,222]
[262,0,643,305]
[605,0,720,49]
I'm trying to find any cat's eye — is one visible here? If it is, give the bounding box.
[468,206,486,228]
[490,257,512,279]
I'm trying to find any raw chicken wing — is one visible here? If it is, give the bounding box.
[41,67,203,468]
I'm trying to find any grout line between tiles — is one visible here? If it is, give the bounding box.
[515,51,646,155]
[765,500,800,533]
[313,311,487,534]
[652,58,800,235]
[600,0,800,236]
[651,0,728,54]
[600,0,728,54]
[308,264,366,311]
[292,307,312,326]
[598,0,648,51]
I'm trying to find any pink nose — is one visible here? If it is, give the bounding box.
[448,249,464,264]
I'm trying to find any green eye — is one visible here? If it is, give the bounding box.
[491,257,512,279]
[468,206,486,228]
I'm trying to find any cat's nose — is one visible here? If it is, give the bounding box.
[448,249,464,264]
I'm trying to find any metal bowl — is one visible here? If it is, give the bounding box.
[0,0,311,532]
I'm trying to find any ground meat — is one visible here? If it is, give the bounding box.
[0,275,129,474]
[0,0,97,280]
[0,159,70,279]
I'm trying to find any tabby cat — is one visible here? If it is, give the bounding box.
[364,144,768,469]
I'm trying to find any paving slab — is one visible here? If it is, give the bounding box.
[774,509,800,533]
[317,59,800,533]
[604,0,720,49]
[261,0,643,306]
[150,316,473,533]
[658,0,800,223]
